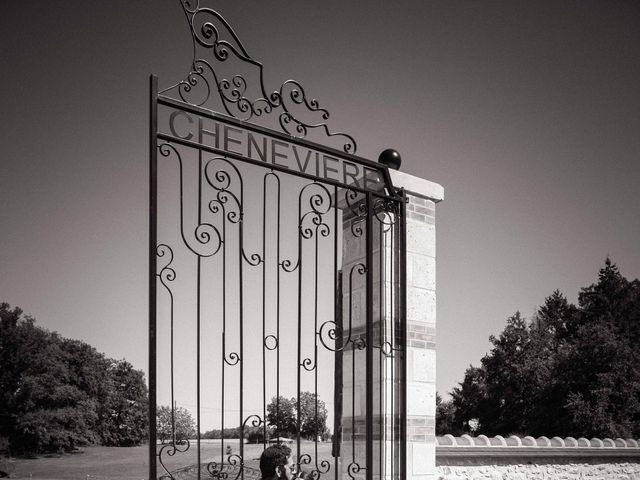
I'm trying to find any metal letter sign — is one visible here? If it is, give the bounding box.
[149,2,406,480]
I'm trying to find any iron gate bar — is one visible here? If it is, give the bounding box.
[260,172,284,447]
[156,95,398,196]
[238,167,244,480]
[332,184,340,480]
[378,216,384,480]
[296,180,302,470]
[400,190,408,480]
[365,193,373,480]
[197,145,202,480]
[149,74,158,480]
[378,201,393,480]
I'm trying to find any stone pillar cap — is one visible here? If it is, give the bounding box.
[390,169,444,203]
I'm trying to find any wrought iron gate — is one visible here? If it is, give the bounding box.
[149,3,406,480]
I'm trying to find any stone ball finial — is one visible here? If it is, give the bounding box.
[378,149,402,170]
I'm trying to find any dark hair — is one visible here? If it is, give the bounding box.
[259,444,292,479]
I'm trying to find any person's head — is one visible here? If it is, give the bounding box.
[259,444,295,480]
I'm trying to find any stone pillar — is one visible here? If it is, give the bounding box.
[336,171,442,480]
[390,170,443,480]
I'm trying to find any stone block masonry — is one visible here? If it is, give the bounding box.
[390,170,444,480]
[337,169,443,480]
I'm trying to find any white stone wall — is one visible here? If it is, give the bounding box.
[436,435,640,479]
[437,459,640,480]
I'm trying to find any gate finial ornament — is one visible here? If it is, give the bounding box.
[160,0,358,154]
[378,149,402,170]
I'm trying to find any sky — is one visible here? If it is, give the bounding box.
[1,0,639,408]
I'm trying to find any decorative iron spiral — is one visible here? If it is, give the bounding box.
[206,461,230,480]
[158,440,191,480]
[156,244,176,286]
[347,462,362,480]
[373,197,398,232]
[298,182,332,240]
[280,258,298,273]
[242,414,263,429]
[159,142,222,257]
[224,352,240,366]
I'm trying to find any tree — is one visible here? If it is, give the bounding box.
[0,303,24,449]
[474,312,531,435]
[559,260,640,437]
[451,366,487,434]
[266,396,296,438]
[0,302,149,454]
[98,360,148,446]
[299,392,328,440]
[520,291,577,436]
[201,427,241,439]
[436,393,461,436]
[246,425,270,444]
[446,260,640,438]
[534,290,577,343]
[157,405,195,444]
[0,307,97,453]
[266,393,328,440]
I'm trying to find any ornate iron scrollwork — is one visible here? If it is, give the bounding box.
[151,6,407,480]
[158,440,191,480]
[161,0,357,153]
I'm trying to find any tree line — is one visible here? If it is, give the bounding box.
[0,303,148,454]
[198,393,330,443]
[0,300,331,455]
[437,260,640,438]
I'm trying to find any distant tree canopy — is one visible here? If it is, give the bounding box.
[157,405,195,444]
[0,303,148,454]
[201,426,242,440]
[437,259,640,438]
[266,392,329,440]
[200,391,329,444]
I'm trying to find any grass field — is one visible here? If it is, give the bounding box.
[7,440,338,479]
[7,445,149,480]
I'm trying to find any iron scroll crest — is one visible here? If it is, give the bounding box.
[161,0,358,154]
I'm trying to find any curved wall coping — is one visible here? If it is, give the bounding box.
[436,436,640,459]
